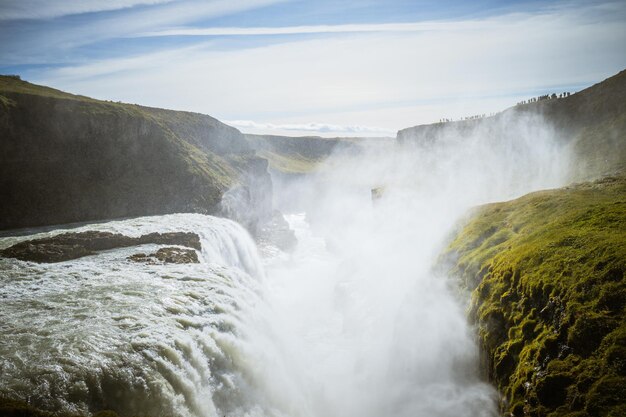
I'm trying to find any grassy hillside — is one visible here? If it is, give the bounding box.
[443,176,626,416]
[398,69,626,182]
[515,70,626,180]
[0,76,270,231]
[244,133,390,174]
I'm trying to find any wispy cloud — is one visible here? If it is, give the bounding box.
[0,0,288,65]
[17,1,626,136]
[0,0,176,20]
[137,21,483,37]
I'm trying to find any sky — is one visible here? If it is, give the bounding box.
[1,0,625,137]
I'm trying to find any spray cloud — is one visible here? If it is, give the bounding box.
[244,110,573,417]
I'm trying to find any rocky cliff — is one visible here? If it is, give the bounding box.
[0,76,271,231]
[398,70,626,182]
[443,176,626,417]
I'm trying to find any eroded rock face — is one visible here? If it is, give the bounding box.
[256,210,297,252]
[219,156,273,234]
[128,247,199,264]
[1,231,201,263]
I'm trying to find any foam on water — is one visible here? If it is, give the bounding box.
[0,214,268,417]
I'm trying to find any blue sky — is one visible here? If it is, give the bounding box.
[1,0,625,136]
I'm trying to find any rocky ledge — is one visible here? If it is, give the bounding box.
[256,210,297,252]
[128,247,199,264]
[1,231,201,263]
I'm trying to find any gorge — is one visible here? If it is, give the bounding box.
[0,69,625,417]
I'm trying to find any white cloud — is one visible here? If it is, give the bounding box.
[137,21,484,37]
[35,3,626,135]
[0,0,288,64]
[226,120,396,136]
[0,0,176,20]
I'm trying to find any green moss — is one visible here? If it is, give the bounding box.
[444,176,626,416]
[256,149,324,173]
[0,94,16,109]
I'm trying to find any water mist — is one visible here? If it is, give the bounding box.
[246,111,573,417]
[0,111,573,417]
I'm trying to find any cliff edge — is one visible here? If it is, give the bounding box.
[0,76,271,231]
[398,70,626,182]
[443,176,626,417]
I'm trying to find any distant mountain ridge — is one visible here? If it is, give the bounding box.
[244,133,391,174]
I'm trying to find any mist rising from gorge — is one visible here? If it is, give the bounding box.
[241,110,573,417]
[0,74,602,417]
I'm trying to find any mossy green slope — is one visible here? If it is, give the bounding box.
[444,176,626,417]
[0,76,269,230]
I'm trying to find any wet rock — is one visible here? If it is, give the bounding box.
[1,231,201,263]
[136,232,201,251]
[0,243,93,263]
[128,247,199,264]
[536,373,574,408]
[256,210,297,251]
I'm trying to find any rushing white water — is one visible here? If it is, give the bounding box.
[0,214,267,417]
[0,112,573,417]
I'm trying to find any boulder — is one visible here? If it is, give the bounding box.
[128,247,199,264]
[1,231,201,263]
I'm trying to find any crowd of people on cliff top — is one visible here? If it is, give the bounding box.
[516,91,571,106]
[437,91,572,124]
[438,113,495,123]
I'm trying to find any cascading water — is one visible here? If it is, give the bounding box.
[0,214,267,417]
[0,112,573,417]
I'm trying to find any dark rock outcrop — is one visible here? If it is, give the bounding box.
[0,396,120,417]
[256,210,297,251]
[220,156,273,234]
[1,231,201,263]
[128,247,199,264]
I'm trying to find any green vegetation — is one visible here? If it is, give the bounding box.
[243,133,382,174]
[255,149,325,173]
[0,76,99,103]
[244,134,350,173]
[444,176,626,416]
[0,94,16,109]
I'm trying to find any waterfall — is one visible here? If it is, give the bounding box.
[241,110,573,417]
[0,111,574,417]
[0,214,267,417]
